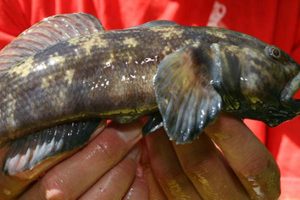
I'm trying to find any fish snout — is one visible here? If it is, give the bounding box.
[280,71,300,114]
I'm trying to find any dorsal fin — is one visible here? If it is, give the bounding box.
[129,20,179,29]
[139,20,179,28]
[0,13,104,71]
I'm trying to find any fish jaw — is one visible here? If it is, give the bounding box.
[211,41,300,126]
[260,63,300,126]
[280,68,300,115]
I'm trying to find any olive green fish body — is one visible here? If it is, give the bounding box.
[1,14,300,181]
[0,26,198,143]
[1,25,300,144]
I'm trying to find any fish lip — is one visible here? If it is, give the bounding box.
[280,71,300,114]
[287,99,300,115]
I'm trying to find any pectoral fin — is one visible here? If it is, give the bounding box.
[3,120,103,176]
[154,46,222,143]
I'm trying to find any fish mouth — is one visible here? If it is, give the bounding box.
[280,71,300,115]
[291,98,300,113]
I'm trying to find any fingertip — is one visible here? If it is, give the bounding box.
[89,120,107,141]
[108,122,143,143]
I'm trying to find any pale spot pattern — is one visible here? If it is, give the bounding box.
[123,37,138,48]
[65,69,75,85]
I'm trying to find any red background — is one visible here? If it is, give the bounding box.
[0,0,299,198]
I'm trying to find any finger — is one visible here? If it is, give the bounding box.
[143,167,167,200]
[205,113,280,200]
[19,122,142,200]
[145,129,202,200]
[79,145,141,200]
[140,142,167,200]
[123,166,149,200]
[173,133,249,200]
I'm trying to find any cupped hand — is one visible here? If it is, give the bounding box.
[0,114,280,200]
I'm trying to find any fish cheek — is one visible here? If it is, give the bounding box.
[239,59,285,113]
[223,50,242,92]
[209,45,243,112]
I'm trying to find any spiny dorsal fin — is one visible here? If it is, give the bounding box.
[0,13,104,71]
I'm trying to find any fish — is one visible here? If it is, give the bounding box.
[0,13,300,181]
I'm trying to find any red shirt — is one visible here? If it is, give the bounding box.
[0,0,299,198]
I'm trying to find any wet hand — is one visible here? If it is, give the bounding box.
[1,122,144,200]
[144,113,280,200]
[0,114,280,200]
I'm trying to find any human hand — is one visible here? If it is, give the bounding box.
[0,114,280,200]
[0,122,144,200]
[143,113,280,200]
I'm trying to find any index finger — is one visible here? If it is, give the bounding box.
[205,113,280,199]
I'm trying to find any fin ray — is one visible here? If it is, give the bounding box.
[4,120,102,175]
[154,46,222,143]
[0,13,104,71]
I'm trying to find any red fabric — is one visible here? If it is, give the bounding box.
[0,0,299,198]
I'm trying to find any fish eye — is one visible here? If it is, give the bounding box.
[265,46,281,59]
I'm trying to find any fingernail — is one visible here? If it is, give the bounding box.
[115,124,142,142]
[89,120,107,141]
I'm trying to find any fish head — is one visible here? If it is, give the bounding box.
[211,34,300,126]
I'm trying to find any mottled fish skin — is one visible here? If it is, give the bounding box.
[209,41,299,125]
[0,26,186,144]
[0,25,299,145]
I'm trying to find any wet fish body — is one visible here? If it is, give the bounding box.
[1,13,300,177]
